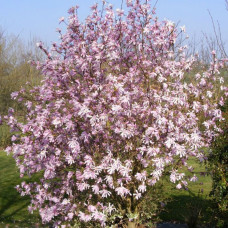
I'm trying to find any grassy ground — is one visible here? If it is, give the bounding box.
[0,150,213,227]
[0,150,46,228]
[159,158,213,226]
[0,125,11,148]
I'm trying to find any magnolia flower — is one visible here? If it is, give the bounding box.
[36,42,42,48]
[138,182,146,193]
[135,172,147,181]
[100,189,111,198]
[111,105,122,113]
[190,175,198,182]
[92,211,106,222]
[68,139,80,153]
[105,203,116,214]
[62,198,70,205]
[200,78,206,86]
[203,121,210,129]
[191,132,201,143]
[59,17,65,23]
[143,25,150,34]
[66,155,74,165]
[180,25,186,32]
[151,169,162,180]
[211,50,216,55]
[11,135,17,142]
[126,0,133,6]
[52,117,62,127]
[166,20,175,31]
[207,91,213,98]
[170,170,185,183]
[176,183,182,189]
[116,8,124,16]
[88,205,96,212]
[78,106,91,118]
[11,91,19,100]
[153,158,165,168]
[116,184,131,197]
[79,212,91,222]
[165,137,175,149]
[39,150,47,159]
[133,190,142,200]
[44,168,56,179]
[92,185,99,194]
[68,212,74,220]
[77,182,90,192]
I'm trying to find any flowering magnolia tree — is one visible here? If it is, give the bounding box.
[1,0,227,227]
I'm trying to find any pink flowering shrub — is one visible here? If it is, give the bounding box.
[1,0,227,227]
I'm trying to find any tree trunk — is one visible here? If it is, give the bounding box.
[127,221,137,228]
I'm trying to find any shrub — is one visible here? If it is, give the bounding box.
[1,0,227,227]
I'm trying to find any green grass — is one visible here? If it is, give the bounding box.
[0,150,46,228]
[159,158,213,226]
[0,125,11,148]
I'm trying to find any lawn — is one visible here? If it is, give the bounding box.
[0,150,214,227]
[159,158,213,226]
[0,150,46,228]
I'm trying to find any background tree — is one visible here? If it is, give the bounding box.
[1,0,227,227]
[0,29,42,146]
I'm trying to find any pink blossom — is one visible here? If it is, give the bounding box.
[59,17,65,23]
[78,212,91,222]
[100,189,111,198]
[133,190,142,200]
[176,183,182,189]
[190,175,198,182]
[138,182,146,193]
[116,184,131,197]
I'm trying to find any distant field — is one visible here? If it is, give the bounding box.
[0,150,213,227]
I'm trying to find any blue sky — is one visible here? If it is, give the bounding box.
[0,0,227,49]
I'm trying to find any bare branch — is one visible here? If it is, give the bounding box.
[207,10,227,58]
